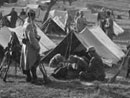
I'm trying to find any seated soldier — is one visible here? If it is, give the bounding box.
[66,55,89,79]
[68,55,89,73]
[49,53,65,68]
[79,46,106,81]
[51,54,89,79]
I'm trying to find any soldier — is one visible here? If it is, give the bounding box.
[97,8,106,32]
[20,9,26,16]
[76,11,87,32]
[6,8,18,28]
[20,9,41,83]
[79,46,106,81]
[105,10,115,40]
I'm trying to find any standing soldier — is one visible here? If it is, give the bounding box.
[97,7,106,32]
[105,10,115,40]
[6,8,18,28]
[128,10,130,19]
[79,46,106,81]
[76,11,87,32]
[20,9,41,83]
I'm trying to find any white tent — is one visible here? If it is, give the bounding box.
[82,26,125,64]
[43,26,125,65]
[0,27,11,48]
[91,13,124,35]
[49,10,68,30]
[8,20,56,54]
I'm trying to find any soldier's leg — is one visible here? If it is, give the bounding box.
[26,70,32,82]
[31,66,37,81]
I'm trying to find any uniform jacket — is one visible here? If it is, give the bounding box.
[20,22,40,71]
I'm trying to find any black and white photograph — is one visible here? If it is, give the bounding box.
[0,0,129,98]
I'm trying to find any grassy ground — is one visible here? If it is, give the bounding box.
[1,0,130,98]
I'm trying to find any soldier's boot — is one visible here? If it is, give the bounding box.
[26,70,32,82]
[31,67,38,83]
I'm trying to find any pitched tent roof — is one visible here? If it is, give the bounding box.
[8,20,56,54]
[87,13,124,35]
[41,18,66,35]
[42,26,125,64]
[49,10,68,31]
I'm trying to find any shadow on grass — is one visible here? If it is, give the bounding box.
[45,77,85,90]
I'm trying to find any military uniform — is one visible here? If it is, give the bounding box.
[105,16,114,40]
[79,47,105,81]
[20,21,40,82]
[76,16,87,32]
[7,10,18,28]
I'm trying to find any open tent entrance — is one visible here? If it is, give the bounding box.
[41,18,66,36]
[42,31,90,63]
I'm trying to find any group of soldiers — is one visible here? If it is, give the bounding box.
[97,8,115,40]
[67,7,115,41]
[0,8,26,29]
[49,46,105,82]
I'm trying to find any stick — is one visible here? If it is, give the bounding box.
[109,49,130,83]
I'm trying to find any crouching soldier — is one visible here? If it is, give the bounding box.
[79,46,106,81]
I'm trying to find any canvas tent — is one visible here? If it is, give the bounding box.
[41,10,69,35]
[41,18,66,35]
[8,19,56,54]
[0,27,11,48]
[43,26,125,65]
[88,13,124,35]
[49,10,68,30]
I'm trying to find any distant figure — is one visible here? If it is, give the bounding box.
[97,7,106,32]
[128,10,130,19]
[6,8,18,28]
[74,11,80,24]
[76,11,87,32]
[105,10,115,40]
[79,46,106,81]
[111,9,115,20]
[20,9,26,16]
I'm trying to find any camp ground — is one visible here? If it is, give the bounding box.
[1,0,130,98]
[42,26,125,66]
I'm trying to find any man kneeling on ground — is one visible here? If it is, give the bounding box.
[79,46,106,81]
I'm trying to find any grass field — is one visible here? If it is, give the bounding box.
[1,0,130,98]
